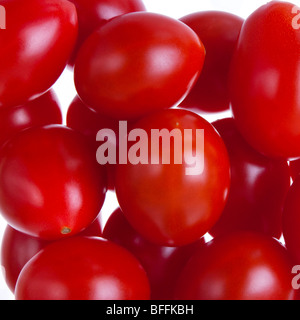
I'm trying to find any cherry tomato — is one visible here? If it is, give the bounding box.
[209,118,290,239]
[180,11,243,113]
[0,90,62,147]
[102,208,205,300]
[282,176,300,264]
[115,109,230,246]
[68,0,146,65]
[229,1,300,158]
[67,96,120,142]
[0,125,106,240]
[1,226,50,294]
[0,0,78,108]
[174,232,295,300]
[66,96,121,190]
[1,218,101,293]
[74,12,205,120]
[15,236,150,300]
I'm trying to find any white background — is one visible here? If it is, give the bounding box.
[0,0,299,300]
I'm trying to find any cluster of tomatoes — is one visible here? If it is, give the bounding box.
[1,0,300,300]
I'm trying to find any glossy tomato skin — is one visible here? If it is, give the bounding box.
[102,208,205,300]
[209,118,290,239]
[1,218,101,293]
[180,11,243,113]
[15,236,150,300]
[67,96,120,190]
[0,0,78,108]
[0,125,106,240]
[74,12,205,120]
[230,1,300,158]
[282,176,300,264]
[0,90,62,147]
[174,232,295,300]
[115,109,230,246]
[68,0,146,65]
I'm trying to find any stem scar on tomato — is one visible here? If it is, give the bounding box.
[61,227,72,235]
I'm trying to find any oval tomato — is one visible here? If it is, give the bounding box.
[1,226,50,294]
[0,90,62,147]
[0,218,101,293]
[114,109,230,246]
[68,0,146,65]
[74,12,205,120]
[0,0,78,108]
[15,236,150,300]
[0,125,106,240]
[180,11,243,113]
[66,96,120,142]
[229,1,300,158]
[102,208,205,300]
[210,118,290,239]
[174,232,295,300]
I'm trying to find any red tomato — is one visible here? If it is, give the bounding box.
[209,118,291,239]
[0,125,106,240]
[0,90,62,147]
[15,236,150,300]
[114,109,230,246]
[102,208,205,300]
[282,176,300,264]
[0,0,78,108]
[67,0,146,65]
[1,219,101,293]
[1,226,50,294]
[180,11,244,113]
[174,232,295,300]
[66,96,120,190]
[229,1,300,158]
[67,96,120,142]
[74,12,205,120]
